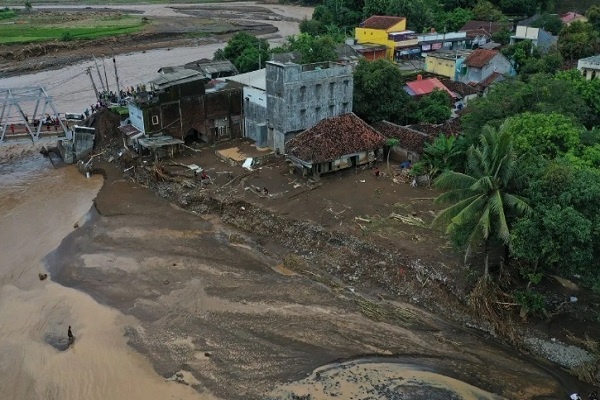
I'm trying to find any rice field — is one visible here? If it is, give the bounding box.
[0,11,145,44]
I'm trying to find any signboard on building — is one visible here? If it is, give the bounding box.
[432,43,442,50]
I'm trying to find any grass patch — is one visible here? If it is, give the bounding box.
[0,7,18,20]
[0,15,145,44]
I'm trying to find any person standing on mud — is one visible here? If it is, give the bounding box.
[68,326,74,343]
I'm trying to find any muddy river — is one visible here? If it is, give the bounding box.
[0,3,587,399]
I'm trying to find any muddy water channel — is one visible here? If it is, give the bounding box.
[0,150,580,399]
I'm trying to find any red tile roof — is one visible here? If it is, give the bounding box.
[360,15,405,30]
[465,49,498,68]
[286,113,386,164]
[405,77,455,97]
[372,121,432,153]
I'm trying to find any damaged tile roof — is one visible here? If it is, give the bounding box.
[286,113,385,164]
[465,49,498,68]
[459,20,509,38]
[477,71,504,88]
[372,121,432,153]
[409,118,462,137]
[441,79,480,97]
[360,15,405,30]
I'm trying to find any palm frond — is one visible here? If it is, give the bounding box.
[502,193,532,216]
[450,194,486,228]
[434,171,478,191]
[488,190,510,243]
[432,194,482,228]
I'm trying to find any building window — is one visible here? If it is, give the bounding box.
[329,105,334,116]
[329,82,335,97]
[151,115,159,125]
[315,106,321,116]
[315,84,322,98]
[342,101,349,114]
[300,86,306,101]
[300,109,306,124]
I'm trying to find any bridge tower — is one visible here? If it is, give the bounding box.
[0,87,69,143]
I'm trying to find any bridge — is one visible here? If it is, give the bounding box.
[0,87,70,143]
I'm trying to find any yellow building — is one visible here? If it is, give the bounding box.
[355,15,418,61]
[425,50,473,79]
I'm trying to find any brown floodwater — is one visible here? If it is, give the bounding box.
[0,151,213,400]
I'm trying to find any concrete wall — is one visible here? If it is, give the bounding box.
[243,86,268,147]
[355,19,407,60]
[266,61,353,153]
[128,103,146,134]
[460,53,513,84]
[425,56,457,79]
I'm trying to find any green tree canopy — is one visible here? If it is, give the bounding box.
[472,0,505,22]
[413,133,463,179]
[461,74,591,140]
[530,13,564,36]
[434,127,530,276]
[586,5,600,31]
[353,59,412,124]
[556,69,600,127]
[435,8,475,32]
[285,33,339,64]
[558,21,600,60]
[415,89,452,124]
[299,18,327,36]
[215,32,270,73]
[501,112,582,158]
[511,164,600,284]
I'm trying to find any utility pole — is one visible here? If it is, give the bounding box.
[113,56,121,103]
[258,41,262,69]
[93,55,106,93]
[86,68,100,101]
[102,57,111,94]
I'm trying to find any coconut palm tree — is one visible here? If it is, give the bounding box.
[385,138,400,176]
[433,126,531,277]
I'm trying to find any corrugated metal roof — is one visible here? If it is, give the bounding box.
[225,69,266,91]
[149,69,205,89]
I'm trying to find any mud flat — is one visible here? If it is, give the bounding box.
[0,153,210,400]
[42,162,581,399]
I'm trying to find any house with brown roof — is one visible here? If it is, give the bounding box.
[459,20,510,48]
[372,121,432,162]
[286,113,385,177]
[354,15,418,61]
[457,49,514,85]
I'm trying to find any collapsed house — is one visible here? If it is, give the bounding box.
[124,67,243,148]
[286,113,385,177]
